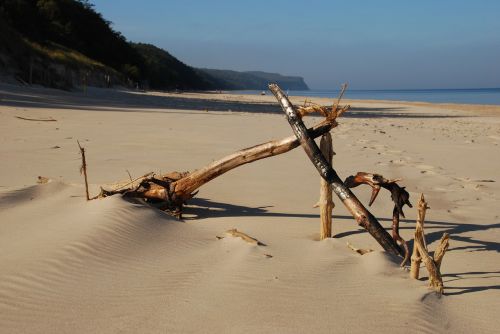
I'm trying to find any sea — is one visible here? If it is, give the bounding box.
[234,88,500,105]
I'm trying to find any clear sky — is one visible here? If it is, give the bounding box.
[91,0,500,90]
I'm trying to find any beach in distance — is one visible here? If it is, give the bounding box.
[1,83,500,333]
[236,87,500,105]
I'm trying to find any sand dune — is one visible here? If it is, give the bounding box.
[1,83,499,333]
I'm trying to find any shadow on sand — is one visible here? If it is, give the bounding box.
[1,84,465,119]
[184,197,500,296]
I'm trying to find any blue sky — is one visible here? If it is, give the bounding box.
[92,0,500,90]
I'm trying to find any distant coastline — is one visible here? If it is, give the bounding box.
[235,88,500,105]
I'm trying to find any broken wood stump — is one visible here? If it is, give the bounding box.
[319,133,334,239]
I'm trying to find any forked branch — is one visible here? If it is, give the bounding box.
[410,194,449,295]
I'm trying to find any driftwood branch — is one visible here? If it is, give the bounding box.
[414,231,443,294]
[15,116,57,122]
[344,172,412,265]
[98,112,340,217]
[268,83,403,257]
[410,194,449,295]
[433,233,450,271]
[410,193,428,279]
[225,228,264,245]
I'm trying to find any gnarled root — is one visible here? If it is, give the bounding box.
[344,172,412,266]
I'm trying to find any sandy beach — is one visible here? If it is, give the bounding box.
[1,83,499,333]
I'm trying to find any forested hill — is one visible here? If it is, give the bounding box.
[0,0,308,91]
[198,69,309,90]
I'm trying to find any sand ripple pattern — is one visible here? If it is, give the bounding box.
[0,182,488,333]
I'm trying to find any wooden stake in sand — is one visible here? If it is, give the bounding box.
[410,194,428,279]
[319,133,334,239]
[410,194,450,294]
[77,140,90,201]
[268,83,403,257]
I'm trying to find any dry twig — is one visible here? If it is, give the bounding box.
[77,140,90,201]
[15,116,57,122]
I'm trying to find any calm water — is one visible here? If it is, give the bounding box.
[234,88,500,105]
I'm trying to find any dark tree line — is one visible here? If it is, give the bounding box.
[0,0,214,89]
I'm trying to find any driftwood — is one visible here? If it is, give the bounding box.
[224,228,264,245]
[344,172,412,265]
[410,194,449,294]
[347,241,374,255]
[319,133,335,239]
[268,83,403,257]
[87,83,411,258]
[410,194,428,279]
[433,233,450,271]
[96,107,341,218]
[15,116,57,122]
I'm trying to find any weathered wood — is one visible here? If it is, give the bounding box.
[225,228,263,245]
[410,194,428,279]
[268,83,403,256]
[99,116,340,214]
[15,116,57,122]
[414,230,444,294]
[433,233,450,271]
[344,172,411,265]
[169,119,339,203]
[409,194,448,294]
[410,228,422,279]
[319,133,334,239]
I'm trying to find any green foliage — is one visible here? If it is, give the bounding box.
[0,0,142,77]
[198,69,309,91]
[132,43,213,90]
[0,0,308,91]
